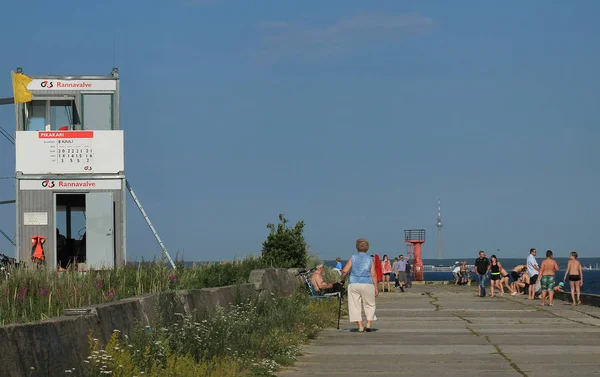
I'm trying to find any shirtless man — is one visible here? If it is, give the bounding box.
[511,264,527,283]
[564,251,583,306]
[538,250,559,306]
[311,264,343,294]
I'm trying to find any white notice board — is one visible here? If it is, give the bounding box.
[15,131,124,174]
[24,212,48,225]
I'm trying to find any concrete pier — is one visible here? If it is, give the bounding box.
[280,285,600,377]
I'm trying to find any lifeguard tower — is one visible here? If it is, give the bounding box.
[12,68,125,270]
[405,229,425,281]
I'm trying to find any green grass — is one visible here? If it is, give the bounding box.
[72,292,340,377]
[0,256,268,325]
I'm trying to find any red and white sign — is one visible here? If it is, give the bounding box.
[20,179,122,191]
[15,130,124,174]
[27,79,116,91]
[38,131,94,139]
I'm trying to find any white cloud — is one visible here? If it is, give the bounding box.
[183,0,222,6]
[255,12,436,63]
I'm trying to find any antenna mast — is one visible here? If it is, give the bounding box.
[436,195,443,259]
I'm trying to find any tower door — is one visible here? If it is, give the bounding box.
[85,192,114,269]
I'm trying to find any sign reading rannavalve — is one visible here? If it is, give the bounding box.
[15,131,124,174]
[27,79,116,91]
[20,179,122,191]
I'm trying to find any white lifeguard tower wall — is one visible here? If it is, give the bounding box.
[13,68,125,269]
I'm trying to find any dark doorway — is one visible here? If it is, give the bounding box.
[56,194,86,269]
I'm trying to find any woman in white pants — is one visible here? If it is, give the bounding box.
[340,238,378,332]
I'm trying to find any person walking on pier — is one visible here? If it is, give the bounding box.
[474,251,490,297]
[340,238,378,332]
[564,251,583,306]
[380,254,392,293]
[527,249,539,300]
[487,255,504,297]
[394,255,407,292]
[405,260,412,288]
[538,250,559,306]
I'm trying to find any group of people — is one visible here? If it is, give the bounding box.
[379,254,412,292]
[333,253,413,293]
[473,248,584,306]
[314,241,587,333]
[452,261,473,285]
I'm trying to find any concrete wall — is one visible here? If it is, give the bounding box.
[0,268,302,377]
[554,291,600,307]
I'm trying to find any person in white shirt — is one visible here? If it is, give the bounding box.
[526,248,539,300]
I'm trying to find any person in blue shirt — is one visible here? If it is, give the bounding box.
[333,257,343,275]
[340,238,378,332]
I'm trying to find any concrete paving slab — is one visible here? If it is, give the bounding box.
[279,285,600,377]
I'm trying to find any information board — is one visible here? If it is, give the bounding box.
[16,131,124,174]
[23,212,48,225]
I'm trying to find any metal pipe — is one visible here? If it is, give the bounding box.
[0,227,15,246]
[125,180,175,269]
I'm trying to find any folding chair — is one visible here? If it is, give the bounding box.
[306,280,343,330]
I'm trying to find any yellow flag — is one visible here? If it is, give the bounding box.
[11,71,34,104]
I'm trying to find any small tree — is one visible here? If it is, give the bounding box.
[261,214,308,268]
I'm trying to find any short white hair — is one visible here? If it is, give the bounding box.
[316,264,324,269]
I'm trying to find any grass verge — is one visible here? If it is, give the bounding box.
[64,292,340,377]
[0,257,267,325]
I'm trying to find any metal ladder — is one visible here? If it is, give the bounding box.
[125,180,176,269]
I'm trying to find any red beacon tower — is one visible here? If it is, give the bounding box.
[405,229,426,281]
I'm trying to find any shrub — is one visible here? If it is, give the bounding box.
[261,214,308,268]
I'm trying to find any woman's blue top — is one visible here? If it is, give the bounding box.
[349,253,373,284]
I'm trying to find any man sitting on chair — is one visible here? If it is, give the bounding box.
[311,264,344,294]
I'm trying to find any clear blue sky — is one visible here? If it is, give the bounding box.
[1,0,599,261]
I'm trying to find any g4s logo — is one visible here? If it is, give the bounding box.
[41,180,55,188]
